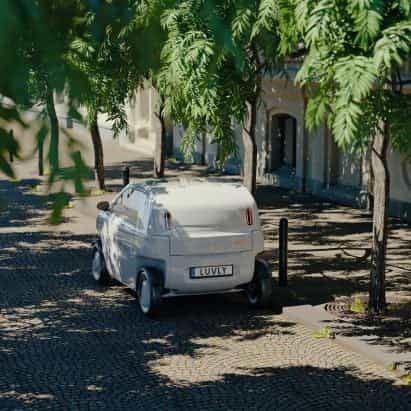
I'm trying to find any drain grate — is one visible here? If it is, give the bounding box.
[324,301,352,314]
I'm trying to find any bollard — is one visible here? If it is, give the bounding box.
[9,130,14,163]
[278,217,288,287]
[122,166,130,187]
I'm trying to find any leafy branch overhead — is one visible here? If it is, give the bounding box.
[296,0,411,157]
[158,0,293,167]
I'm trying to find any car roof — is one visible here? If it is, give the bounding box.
[127,178,252,207]
[129,178,243,193]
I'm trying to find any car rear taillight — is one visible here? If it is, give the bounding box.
[164,210,172,230]
[245,208,253,226]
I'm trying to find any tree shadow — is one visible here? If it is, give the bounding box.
[1,179,410,409]
[0,230,297,410]
[328,302,411,366]
[256,184,411,307]
[0,179,45,228]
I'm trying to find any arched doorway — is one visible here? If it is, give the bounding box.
[268,114,297,173]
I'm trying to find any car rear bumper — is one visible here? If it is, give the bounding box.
[164,251,255,292]
[161,288,244,298]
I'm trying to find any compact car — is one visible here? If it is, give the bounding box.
[92,178,272,315]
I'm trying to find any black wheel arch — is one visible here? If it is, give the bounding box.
[254,257,271,280]
[136,266,164,289]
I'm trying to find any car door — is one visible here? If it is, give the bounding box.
[102,189,128,281]
[115,188,150,289]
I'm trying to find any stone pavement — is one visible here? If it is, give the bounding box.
[0,128,411,410]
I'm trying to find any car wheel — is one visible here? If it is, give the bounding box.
[136,269,162,317]
[245,259,273,308]
[91,248,111,286]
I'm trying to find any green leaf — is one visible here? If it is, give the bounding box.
[305,90,329,130]
[374,22,411,71]
[48,191,71,225]
[349,0,383,48]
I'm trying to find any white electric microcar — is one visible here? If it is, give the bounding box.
[92,179,272,316]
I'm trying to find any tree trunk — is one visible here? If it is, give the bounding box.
[154,104,166,178]
[90,113,106,191]
[200,133,206,166]
[242,98,258,196]
[369,125,390,313]
[45,88,59,172]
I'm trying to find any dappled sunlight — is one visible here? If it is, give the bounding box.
[0,155,410,408]
[146,316,299,385]
[256,185,411,305]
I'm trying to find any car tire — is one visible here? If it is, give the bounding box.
[136,268,162,317]
[245,258,273,308]
[91,247,111,286]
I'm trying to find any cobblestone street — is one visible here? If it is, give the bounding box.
[0,133,410,410]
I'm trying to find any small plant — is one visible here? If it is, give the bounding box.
[401,374,411,385]
[387,362,398,371]
[350,298,368,314]
[89,189,106,197]
[312,326,336,339]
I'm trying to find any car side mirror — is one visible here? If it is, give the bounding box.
[97,201,110,212]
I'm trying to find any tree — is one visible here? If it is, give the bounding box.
[158,0,296,195]
[136,1,171,179]
[1,0,167,216]
[69,2,141,191]
[22,1,89,175]
[295,0,411,312]
[153,91,167,178]
[0,1,113,221]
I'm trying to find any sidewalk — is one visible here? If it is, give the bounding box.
[255,185,410,377]
[283,303,411,377]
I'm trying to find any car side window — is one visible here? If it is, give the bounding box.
[111,190,126,215]
[123,189,148,231]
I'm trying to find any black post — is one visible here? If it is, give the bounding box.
[9,130,14,162]
[122,166,130,187]
[278,218,288,287]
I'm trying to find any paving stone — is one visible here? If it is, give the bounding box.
[0,137,410,410]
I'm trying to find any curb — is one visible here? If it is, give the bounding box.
[283,304,410,378]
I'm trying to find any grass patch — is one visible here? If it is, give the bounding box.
[401,374,411,385]
[30,184,41,193]
[312,326,336,339]
[350,298,368,314]
[65,201,75,209]
[387,362,398,371]
[89,189,107,197]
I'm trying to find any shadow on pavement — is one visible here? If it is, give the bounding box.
[1,180,410,409]
[256,185,411,308]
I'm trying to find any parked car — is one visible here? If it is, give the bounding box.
[92,178,273,316]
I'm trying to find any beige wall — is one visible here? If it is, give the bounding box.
[121,84,161,155]
[388,149,411,203]
[121,80,411,219]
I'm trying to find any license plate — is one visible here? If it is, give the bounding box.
[190,264,233,279]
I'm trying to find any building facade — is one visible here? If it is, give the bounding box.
[122,73,411,222]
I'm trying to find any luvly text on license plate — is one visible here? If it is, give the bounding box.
[190,265,233,279]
